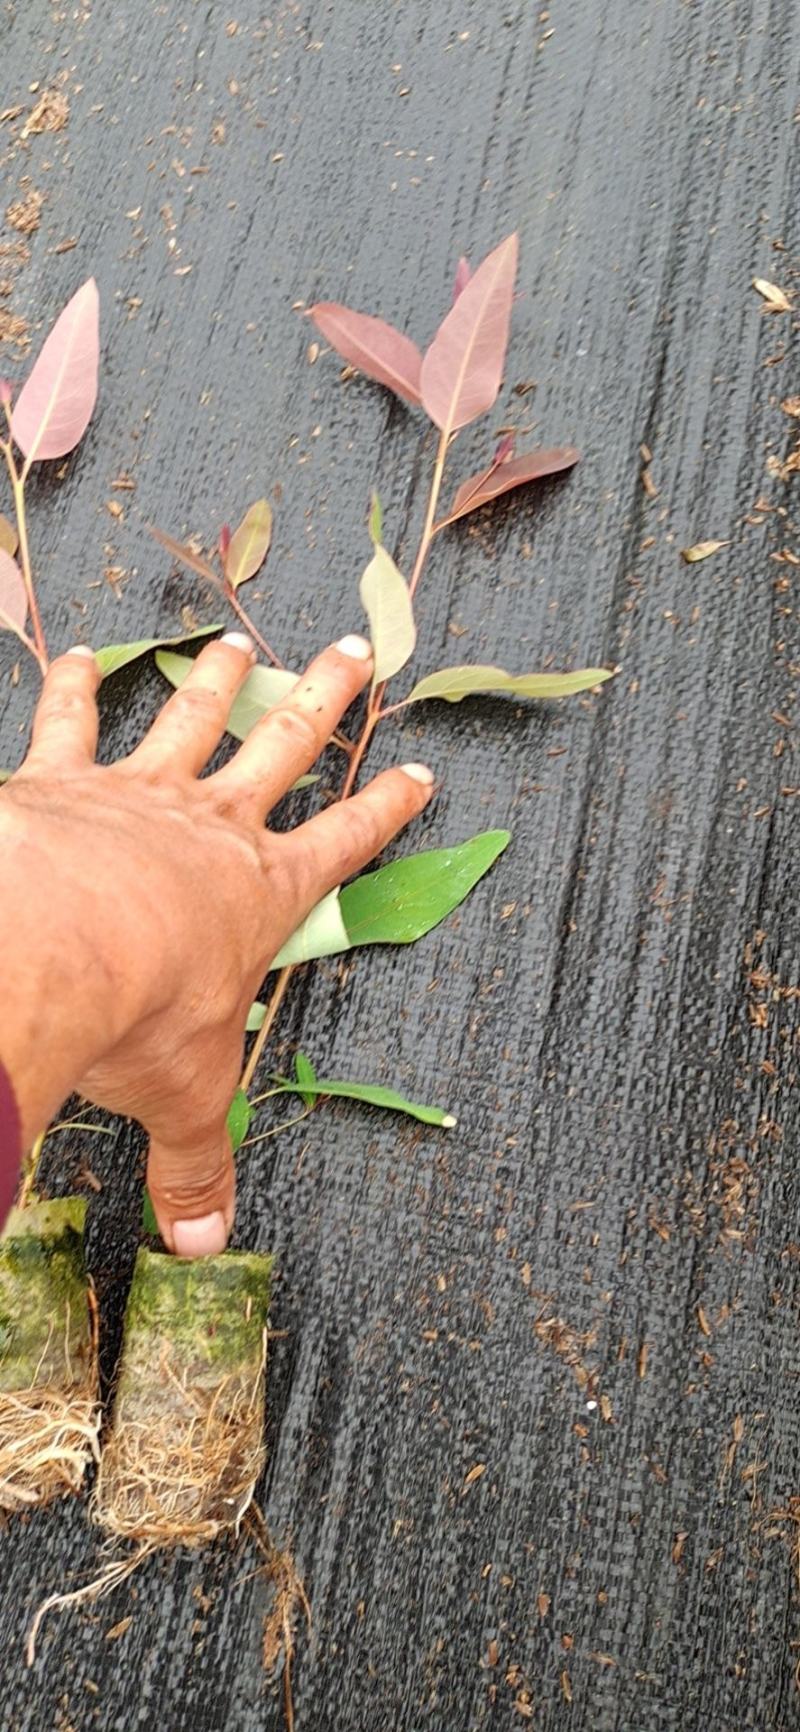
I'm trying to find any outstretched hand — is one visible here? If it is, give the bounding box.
[0,631,433,1253]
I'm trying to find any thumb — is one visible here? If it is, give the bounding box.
[146,1119,236,1258]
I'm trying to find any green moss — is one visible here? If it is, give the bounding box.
[0,1198,92,1391]
[119,1248,272,1386]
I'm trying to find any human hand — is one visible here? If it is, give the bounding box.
[0,632,434,1253]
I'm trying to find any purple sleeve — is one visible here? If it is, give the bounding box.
[0,1058,21,1229]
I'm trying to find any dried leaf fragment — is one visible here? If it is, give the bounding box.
[753,278,792,313]
[21,90,69,137]
[462,1462,486,1493]
[681,539,729,564]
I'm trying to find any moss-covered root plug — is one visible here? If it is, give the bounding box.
[0,1198,99,1513]
[94,1247,272,1546]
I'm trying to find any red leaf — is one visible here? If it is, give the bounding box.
[453,256,472,302]
[0,550,28,632]
[444,447,580,525]
[149,524,219,583]
[309,304,422,405]
[421,234,518,434]
[11,279,99,463]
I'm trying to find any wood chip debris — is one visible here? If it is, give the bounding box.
[462,1462,486,1493]
[781,397,800,418]
[21,90,69,136]
[752,278,792,313]
[6,188,43,235]
[681,539,729,563]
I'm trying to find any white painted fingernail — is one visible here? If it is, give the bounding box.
[401,762,435,786]
[221,631,256,657]
[67,644,96,658]
[335,634,372,660]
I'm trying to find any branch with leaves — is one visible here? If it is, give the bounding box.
[0,235,612,1178]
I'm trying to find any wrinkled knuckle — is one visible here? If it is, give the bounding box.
[174,685,223,724]
[270,705,320,756]
[348,803,382,859]
[152,1151,231,1213]
[40,689,86,726]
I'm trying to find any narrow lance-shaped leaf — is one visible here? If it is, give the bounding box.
[11,278,99,462]
[309,303,423,406]
[149,524,219,583]
[421,233,518,433]
[95,623,222,679]
[339,830,510,946]
[359,543,416,686]
[0,550,28,633]
[293,1052,319,1110]
[443,447,580,526]
[271,888,349,968]
[225,499,273,588]
[157,650,298,741]
[245,831,511,991]
[0,514,18,558]
[226,1088,252,1152]
[403,664,613,706]
[368,490,383,545]
[270,1064,456,1129]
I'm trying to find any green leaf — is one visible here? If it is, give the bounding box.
[339,829,510,946]
[95,624,222,679]
[294,1051,319,1108]
[247,1001,267,1032]
[142,1189,158,1235]
[156,650,298,741]
[271,887,349,968]
[368,490,383,545]
[359,543,415,686]
[271,1071,456,1128]
[404,664,614,705]
[226,499,273,589]
[226,1087,251,1152]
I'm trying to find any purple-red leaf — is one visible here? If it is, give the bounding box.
[453,256,472,302]
[444,446,580,525]
[0,550,28,633]
[149,525,219,584]
[421,234,518,434]
[309,303,422,405]
[11,278,99,463]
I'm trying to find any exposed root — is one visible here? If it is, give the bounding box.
[26,1542,156,1665]
[247,1507,311,1732]
[93,1339,266,1547]
[0,1384,100,1513]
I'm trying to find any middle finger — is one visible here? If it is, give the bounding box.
[212,634,372,819]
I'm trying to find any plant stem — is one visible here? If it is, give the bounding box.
[239,425,452,1096]
[408,427,450,600]
[240,964,294,1093]
[339,701,379,799]
[223,581,282,668]
[0,440,48,673]
[17,1131,45,1210]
